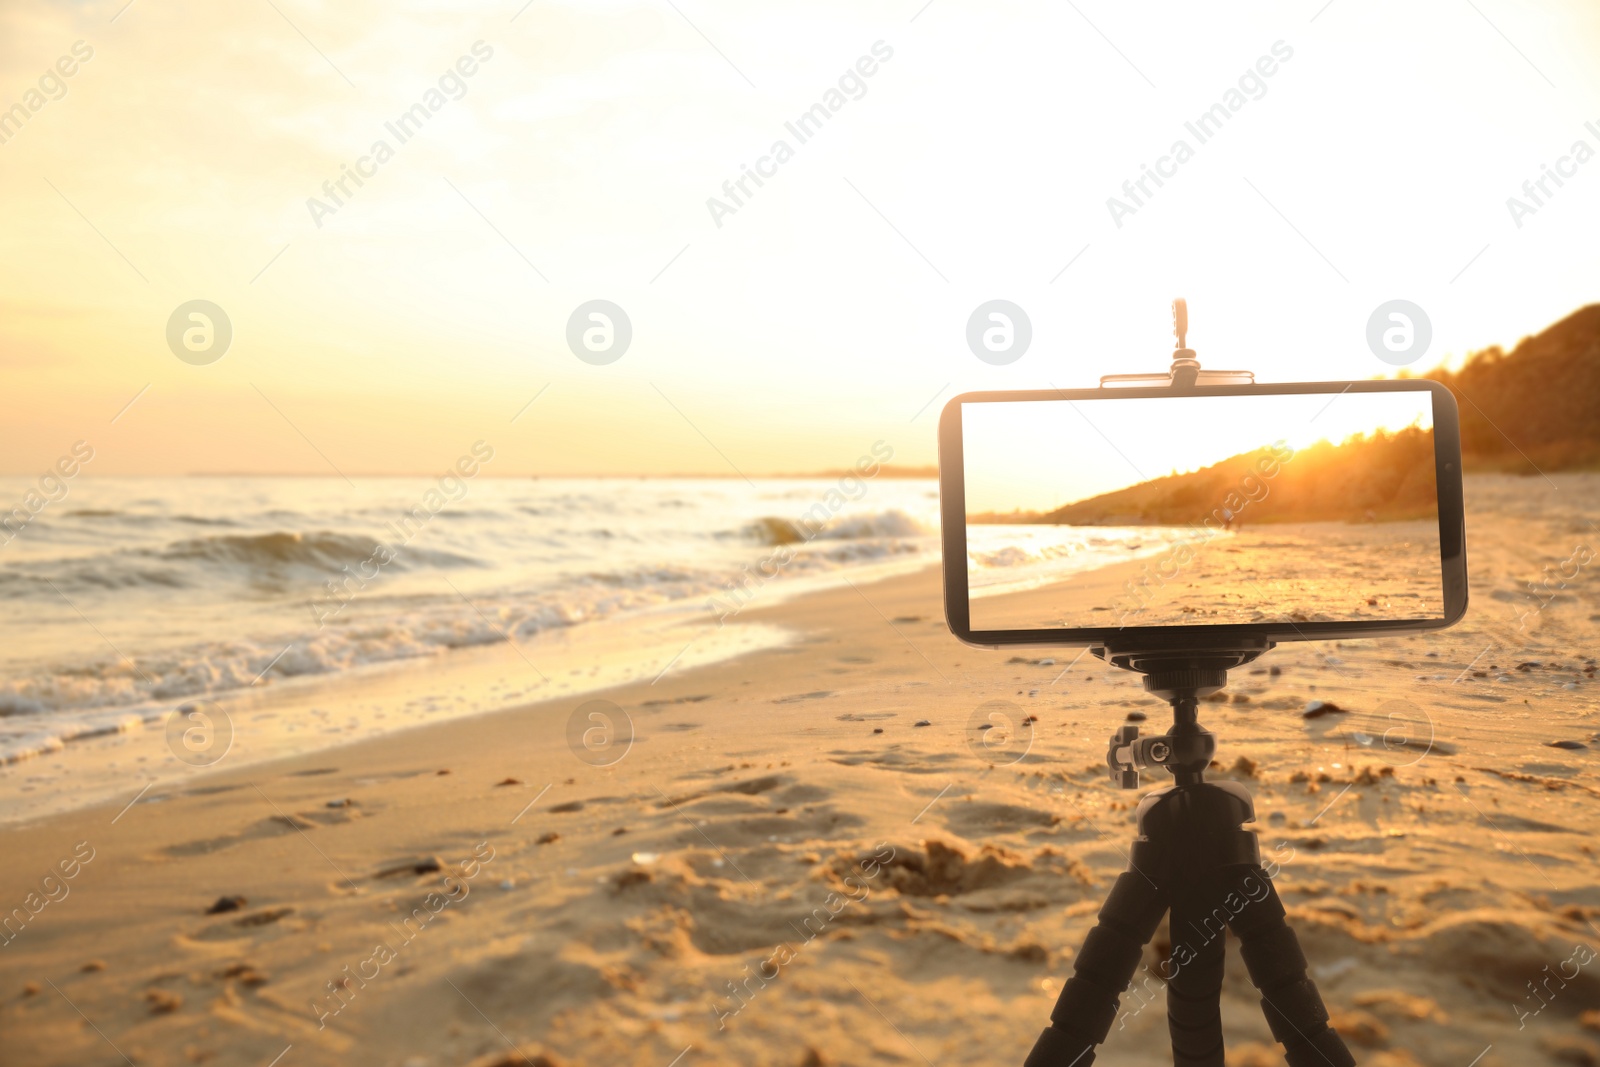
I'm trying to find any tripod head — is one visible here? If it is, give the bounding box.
[1098,297,1256,389]
[1101,634,1274,788]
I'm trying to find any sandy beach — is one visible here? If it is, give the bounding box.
[971,520,1446,632]
[2,472,1598,1067]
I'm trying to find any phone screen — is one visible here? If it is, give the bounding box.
[957,386,1451,635]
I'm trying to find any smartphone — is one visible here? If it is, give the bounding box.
[938,379,1467,648]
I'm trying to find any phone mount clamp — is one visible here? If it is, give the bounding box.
[1098,298,1257,390]
[1100,635,1273,790]
[1023,302,1356,1067]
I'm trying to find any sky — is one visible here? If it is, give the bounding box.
[2,0,1598,477]
[960,389,1434,514]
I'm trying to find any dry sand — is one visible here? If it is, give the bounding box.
[1,473,1598,1067]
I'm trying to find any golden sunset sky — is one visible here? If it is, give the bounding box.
[961,389,1435,514]
[2,0,1597,476]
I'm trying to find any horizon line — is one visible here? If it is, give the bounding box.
[0,466,943,481]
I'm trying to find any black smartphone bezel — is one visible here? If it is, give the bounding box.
[939,378,1468,648]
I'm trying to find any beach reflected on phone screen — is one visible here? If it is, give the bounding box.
[962,392,1443,631]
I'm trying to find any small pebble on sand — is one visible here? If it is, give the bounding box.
[146,989,182,1014]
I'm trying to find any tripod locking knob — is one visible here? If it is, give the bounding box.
[1107,724,1209,788]
[1107,725,1142,789]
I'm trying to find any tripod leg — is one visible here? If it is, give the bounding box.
[1023,870,1166,1067]
[1225,866,1356,1067]
[1165,882,1227,1067]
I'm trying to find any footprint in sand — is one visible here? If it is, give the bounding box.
[939,800,1057,838]
[163,811,333,859]
[773,691,834,704]
[826,748,966,774]
[640,694,712,707]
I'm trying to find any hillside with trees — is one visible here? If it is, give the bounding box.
[972,426,1438,526]
[1420,303,1600,472]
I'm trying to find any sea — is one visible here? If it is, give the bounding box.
[0,475,1165,817]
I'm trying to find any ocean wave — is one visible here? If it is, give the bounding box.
[748,517,806,545]
[0,623,500,722]
[809,537,922,562]
[818,509,930,539]
[1,711,152,764]
[970,546,1034,568]
[969,541,1092,568]
[0,693,47,717]
[0,542,932,725]
[745,508,934,545]
[61,508,238,527]
[1,532,484,599]
[162,531,385,568]
[0,560,737,718]
[966,528,1170,570]
[0,566,191,598]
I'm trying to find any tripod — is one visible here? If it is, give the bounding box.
[1024,638,1356,1067]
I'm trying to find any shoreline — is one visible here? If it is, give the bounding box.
[0,556,940,827]
[0,605,789,828]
